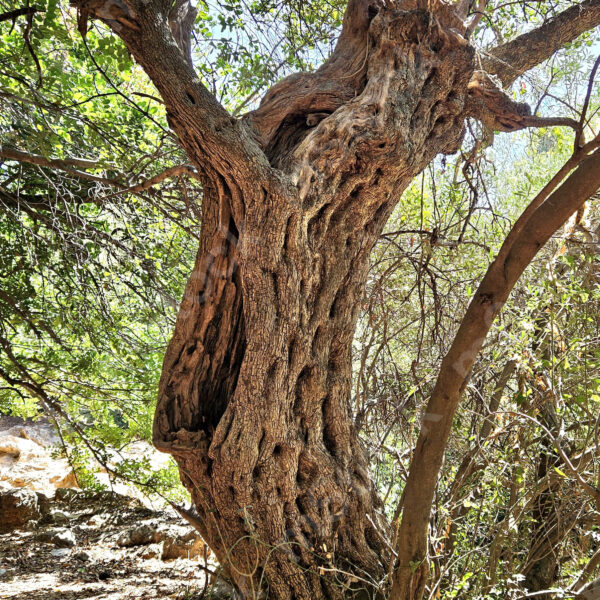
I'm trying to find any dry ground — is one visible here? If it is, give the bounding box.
[0,488,222,600]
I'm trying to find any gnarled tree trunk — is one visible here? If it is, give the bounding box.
[151,7,472,597]
[69,0,600,597]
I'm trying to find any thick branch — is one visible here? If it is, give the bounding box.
[484,0,600,87]
[466,70,579,132]
[465,0,487,37]
[0,7,37,23]
[246,0,468,159]
[168,0,197,66]
[245,0,378,155]
[70,0,274,205]
[391,147,600,600]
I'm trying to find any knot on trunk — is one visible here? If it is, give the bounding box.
[466,70,533,132]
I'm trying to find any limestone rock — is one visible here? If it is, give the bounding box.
[115,523,157,547]
[0,423,76,494]
[139,543,163,559]
[114,521,205,560]
[38,527,76,547]
[159,525,205,560]
[0,487,41,532]
[48,509,70,524]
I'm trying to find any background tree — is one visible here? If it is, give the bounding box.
[2,0,600,599]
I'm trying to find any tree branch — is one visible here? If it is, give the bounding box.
[245,0,377,153]
[69,0,273,205]
[466,70,579,132]
[114,164,201,195]
[0,146,201,194]
[575,53,600,148]
[168,0,197,67]
[465,0,487,37]
[391,145,600,600]
[0,145,120,184]
[483,0,600,87]
[0,7,37,23]
[572,547,600,595]
[0,145,101,169]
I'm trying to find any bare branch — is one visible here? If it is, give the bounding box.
[501,410,600,506]
[575,53,600,148]
[114,164,201,195]
[0,145,101,169]
[0,146,201,196]
[0,145,120,184]
[572,548,600,595]
[467,70,579,132]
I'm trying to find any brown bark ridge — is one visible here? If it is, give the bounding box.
[68,0,600,598]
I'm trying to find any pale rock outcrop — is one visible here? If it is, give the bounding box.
[0,417,77,494]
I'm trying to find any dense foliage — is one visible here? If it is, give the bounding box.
[1,0,600,597]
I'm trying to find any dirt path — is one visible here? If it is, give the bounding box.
[0,488,220,600]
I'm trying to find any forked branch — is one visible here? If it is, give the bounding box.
[70,0,273,196]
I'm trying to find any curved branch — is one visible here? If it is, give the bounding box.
[245,0,378,154]
[391,146,600,600]
[483,0,600,87]
[114,164,201,195]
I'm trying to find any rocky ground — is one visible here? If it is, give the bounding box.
[0,417,227,600]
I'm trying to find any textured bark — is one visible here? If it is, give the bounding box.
[149,6,474,597]
[523,397,563,599]
[68,0,600,598]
